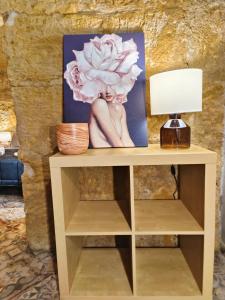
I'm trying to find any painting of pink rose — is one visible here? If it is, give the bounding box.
[64,33,142,104]
[64,32,148,148]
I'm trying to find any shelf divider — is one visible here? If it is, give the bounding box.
[129,165,137,295]
[129,165,135,232]
[131,234,137,296]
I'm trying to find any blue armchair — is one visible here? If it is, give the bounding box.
[0,158,24,187]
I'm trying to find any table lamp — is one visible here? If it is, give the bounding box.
[150,68,202,148]
[0,131,12,147]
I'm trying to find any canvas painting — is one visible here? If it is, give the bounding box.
[63,32,148,148]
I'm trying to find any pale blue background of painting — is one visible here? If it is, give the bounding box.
[63,32,148,147]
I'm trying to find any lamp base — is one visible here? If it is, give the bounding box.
[160,114,190,149]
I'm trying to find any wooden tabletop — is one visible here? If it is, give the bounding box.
[50,144,216,167]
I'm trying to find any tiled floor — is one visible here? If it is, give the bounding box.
[214,249,225,300]
[0,195,224,300]
[0,195,58,300]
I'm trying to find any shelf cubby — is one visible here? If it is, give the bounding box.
[134,164,205,235]
[135,235,203,296]
[60,166,132,235]
[50,144,216,300]
[134,199,203,234]
[67,235,133,296]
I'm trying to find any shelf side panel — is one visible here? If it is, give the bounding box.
[180,235,204,292]
[203,163,216,298]
[61,168,80,228]
[179,164,205,228]
[50,167,70,295]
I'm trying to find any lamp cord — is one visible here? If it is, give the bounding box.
[175,127,180,146]
[171,165,178,200]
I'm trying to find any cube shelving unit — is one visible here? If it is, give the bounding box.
[49,144,216,300]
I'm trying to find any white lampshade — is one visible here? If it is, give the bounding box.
[150,69,202,115]
[0,131,12,143]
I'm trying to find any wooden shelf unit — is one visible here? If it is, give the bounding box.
[50,144,216,300]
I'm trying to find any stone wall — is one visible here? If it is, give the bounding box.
[0,25,16,132]
[0,0,224,250]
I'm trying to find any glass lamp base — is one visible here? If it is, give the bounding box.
[160,114,190,149]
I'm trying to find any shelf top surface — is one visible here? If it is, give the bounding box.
[50,144,216,167]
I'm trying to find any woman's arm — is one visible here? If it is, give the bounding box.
[121,106,135,147]
[91,98,124,147]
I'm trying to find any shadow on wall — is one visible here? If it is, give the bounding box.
[40,125,58,251]
[221,124,225,247]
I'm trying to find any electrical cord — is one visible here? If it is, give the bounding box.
[171,165,178,200]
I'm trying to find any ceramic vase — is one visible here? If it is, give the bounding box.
[57,123,89,155]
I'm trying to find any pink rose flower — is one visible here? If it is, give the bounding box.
[64,33,142,104]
